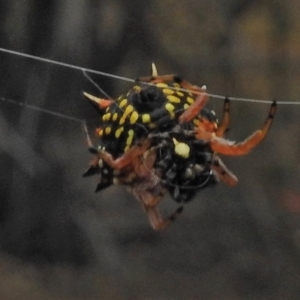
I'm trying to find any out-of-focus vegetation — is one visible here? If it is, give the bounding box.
[1,1,300,299]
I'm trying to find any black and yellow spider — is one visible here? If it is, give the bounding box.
[83,64,277,230]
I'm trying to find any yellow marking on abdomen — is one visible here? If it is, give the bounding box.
[156,83,168,88]
[104,127,112,135]
[130,111,139,124]
[112,113,118,121]
[165,102,175,113]
[176,91,184,97]
[119,98,128,108]
[165,103,175,119]
[142,113,151,123]
[133,85,141,92]
[184,103,190,110]
[102,111,112,122]
[163,88,175,95]
[124,129,135,152]
[148,123,157,129]
[115,126,124,138]
[187,96,195,104]
[119,105,134,125]
[167,95,181,103]
[193,119,200,126]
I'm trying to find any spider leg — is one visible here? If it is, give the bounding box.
[98,138,152,170]
[145,205,183,230]
[128,146,183,230]
[136,74,182,84]
[133,177,183,230]
[212,156,238,186]
[130,167,178,230]
[132,146,157,177]
[195,101,276,156]
[210,101,276,155]
[215,98,230,137]
[179,92,209,123]
[136,74,206,92]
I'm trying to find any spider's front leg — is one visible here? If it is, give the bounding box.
[195,101,277,156]
[215,98,230,137]
[211,101,276,155]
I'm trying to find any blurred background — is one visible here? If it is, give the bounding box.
[1,0,300,299]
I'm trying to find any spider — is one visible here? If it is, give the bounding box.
[83,65,277,230]
[136,72,276,187]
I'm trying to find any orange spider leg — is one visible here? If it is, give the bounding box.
[136,74,205,92]
[138,74,201,90]
[199,118,218,133]
[130,147,164,205]
[98,138,179,231]
[133,180,182,230]
[132,146,157,177]
[194,127,216,140]
[194,101,276,156]
[144,205,183,230]
[99,139,152,170]
[215,98,230,137]
[133,185,172,231]
[134,177,183,230]
[174,78,207,95]
[136,74,206,93]
[212,156,238,186]
[136,74,180,83]
[128,146,183,230]
[179,92,209,123]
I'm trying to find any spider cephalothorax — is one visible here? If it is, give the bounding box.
[83,64,277,230]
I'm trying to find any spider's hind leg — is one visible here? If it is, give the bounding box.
[130,146,184,230]
[145,205,184,230]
